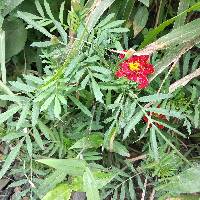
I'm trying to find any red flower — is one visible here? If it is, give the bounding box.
[115,50,155,89]
[143,112,167,129]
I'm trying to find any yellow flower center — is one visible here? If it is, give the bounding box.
[129,62,140,71]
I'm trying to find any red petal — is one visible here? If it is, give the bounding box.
[115,70,124,78]
[137,75,149,89]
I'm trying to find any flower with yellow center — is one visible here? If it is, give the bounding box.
[129,62,140,71]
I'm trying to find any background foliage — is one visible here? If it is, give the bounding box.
[0,0,200,199]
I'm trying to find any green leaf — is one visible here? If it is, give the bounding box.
[96,13,115,28]
[129,180,136,200]
[0,139,23,179]
[138,0,149,7]
[9,81,35,93]
[2,0,25,17]
[91,77,103,103]
[69,133,103,150]
[54,97,61,119]
[112,141,130,157]
[40,94,55,111]
[33,127,44,150]
[44,0,54,19]
[36,158,87,176]
[53,20,68,44]
[124,111,143,139]
[150,128,159,161]
[17,11,52,38]
[86,0,115,32]
[158,166,200,194]
[0,105,20,125]
[59,2,65,24]
[31,103,40,126]
[83,167,100,200]
[35,0,45,17]
[0,94,22,103]
[140,2,200,48]
[25,134,32,157]
[108,27,129,33]
[3,18,27,59]
[38,120,52,140]
[37,170,67,198]
[0,30,6,83]
[138,93,172,102]
[68,95,92,117]
[133,6,149,37]
[42,184,72,200]
[16,102,30,130]
[2,132,25,141]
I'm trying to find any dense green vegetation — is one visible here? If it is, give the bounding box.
[0,0,200,199]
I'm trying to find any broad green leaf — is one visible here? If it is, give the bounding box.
[33,127,44,150]
[138,0,149,7]
[150,128,159,161]
[91,76,103,103]
[36,158,87,176]
[86,0,115,32]
[83,167,100,200]
[54,97,61,119]
[16,102,30,130]
[68,95,92,117]
[37,170,67,198]
[31,103,40,126]
[138,93,172,102]
[2,0,25,17]
[0,139,23,179]
[133,6,149,37]
[3,18,27,59]
[42,184,72,200]
[26,134,32,157]
[0,105,20,124]
[17,11,52,38]
[69,133,103,150]
[158,166,200,194]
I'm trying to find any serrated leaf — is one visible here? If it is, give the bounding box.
[0,94,22,103]
[0,139,23,179]
[36,159,87,176]
[2,132,25,141]
[16,102,30,130]
[53,20,67,44]
[138,93,172,102]
[150,128,159,161]
[59,2,65,24]
[35,0,45,17]
[124,111,143,139]
[54,97,61,119]
[33,127,44,150]
[58,95,67,105]
[42,183,72,200]
[96,13,115,28]
[0,105,20,124]
[10,81,35,93]
[129,180,136,200]
[91,76,103,103]
[31,103,40,126]
[68,95,92,117]
[26,134,32,157]
[101,20,125,30]
[112,141,130,157]
[38,120,52,140]
[44,0,54,19]
[31,41,52,48]
[120,183,125,200]
[40,94,55,111]
[194,104,199,128]
[109,28,129,33]
[17,11,52,38]
[83,167,100,200]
